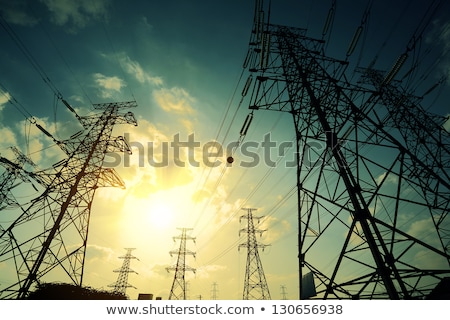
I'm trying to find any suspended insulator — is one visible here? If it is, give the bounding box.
[36,123,53,138]
[260,32,270,68]
[240,113,254,136]
[259,11,265,41]
[52,158,67,168]
[242,75,253,97]
[260,33,266,68]
[322,6,335,37]
[346,26,362,57]
[382,53,408,86]
[70,130,83,140]
[62,99,76,114]
[264,34,271,68]
[423,82,439,97]
[255,10,261,40]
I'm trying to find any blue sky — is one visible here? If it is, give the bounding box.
[0,0,449,300]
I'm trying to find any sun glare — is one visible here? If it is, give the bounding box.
[148,203,174,229]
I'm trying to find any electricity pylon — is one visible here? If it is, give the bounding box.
[109,248,139,296]
[239,208,271,300]
[211,282,219,300]
[238,0,450,299]
[166,228,196,300]
[0,99,137,299]
[280,285,288,300]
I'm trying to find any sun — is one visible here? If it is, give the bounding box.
[148,203,174,229]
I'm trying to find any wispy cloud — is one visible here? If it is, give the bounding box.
[42,0,110,32]
[0,91,11,112]
[0,126,17,148]
[93,73,126,98]
[375,171,398,185]
[0,1,39,26]
[153,87,196,114]
[120,55,163,86]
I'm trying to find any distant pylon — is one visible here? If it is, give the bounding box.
[211,282,219,300]
[109,248,139,296]
[166,228,196,300]
[239,208,271,300]
[280,285,288,300]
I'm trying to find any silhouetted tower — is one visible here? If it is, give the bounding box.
[211,282,219,300]
[0,99,137,299]
[166,228,196,300]
[280,285,288,300]
[239,208,271,300]
[0,147,36,209]
[109,248,139,296]
[237,0,450,299]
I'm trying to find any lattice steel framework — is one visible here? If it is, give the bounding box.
[0,100,137,299]
[109,248,138,295]
[166,228,196,300]
[239,2,450,299]
[239,208,271,300]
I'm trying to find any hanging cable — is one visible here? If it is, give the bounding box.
[0,14,63,101]
[38,21,94,106]
[0,12,83,133]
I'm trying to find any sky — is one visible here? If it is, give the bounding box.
[0,0,449,300]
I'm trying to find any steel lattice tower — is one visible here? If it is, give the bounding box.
[211,282,219,300]
[166,228,196,300]
[238,1,450,299]
[0,100,137,299]
[0,147,36,209]
[280,285,288,300]
[239,208,271,300]
[109,248,139,296]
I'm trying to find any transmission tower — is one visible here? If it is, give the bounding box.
[166,228,196,300]
[239,208,271,300]
[237,0,450,299]
[109,248,139,296]
[280,285,288,300]
[211,282,219,300]
[0,99,137,299]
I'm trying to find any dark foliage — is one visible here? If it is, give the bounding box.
[26,283,127,300]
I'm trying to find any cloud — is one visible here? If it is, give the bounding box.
[0,91,11,112]
[195,264,227,280]
[0,126,17,148]
[93,73,126,98]
[85,244,114,262]
[120,55,163,86]
[179,119,194,132]
[375,171,398,185]
[0,0,39,26]
[153,87,196,114]
[139,16,153,33]
[42,0,110,32]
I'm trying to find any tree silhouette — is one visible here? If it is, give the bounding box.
[26,283,128,300]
